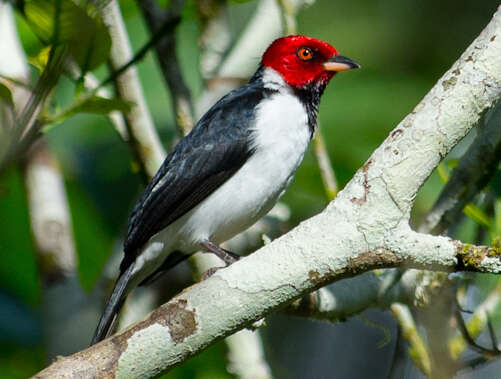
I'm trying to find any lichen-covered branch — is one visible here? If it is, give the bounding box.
[33,6,501,378]
[286,270,410,320]
[285,269,448,322]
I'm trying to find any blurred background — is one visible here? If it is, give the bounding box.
[1,0,501,378]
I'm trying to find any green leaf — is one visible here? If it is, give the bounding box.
[494,198,501,237]
[446,158,459,169]
[27,46,52,72]
[463,203,492,229]
[73,96,132,115]
[24,0,111,72]
[437,162,450,183]
[491,169,501,197]
[0,82,14,107]
[437,162,493,229]
[43,95,132,130]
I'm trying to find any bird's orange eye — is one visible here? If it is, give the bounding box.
[297,47,313,61]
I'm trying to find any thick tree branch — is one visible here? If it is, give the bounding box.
[285,269,438,321]
[34,6,501,378]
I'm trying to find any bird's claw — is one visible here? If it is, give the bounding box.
[201,266,223,281]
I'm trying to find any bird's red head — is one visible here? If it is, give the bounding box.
[261,35,359,89]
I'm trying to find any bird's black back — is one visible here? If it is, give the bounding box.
[121,80,277,274]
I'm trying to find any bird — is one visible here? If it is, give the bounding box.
[91,35,359,344]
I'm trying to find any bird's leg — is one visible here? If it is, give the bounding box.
[222,248,240,261]
[200,240,240,266]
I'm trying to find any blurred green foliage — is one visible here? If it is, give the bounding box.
[0,0,500,378]
[0,344,44,379]
[0,83,14,106]
[66,179,114,291]
[25,0,111,73]
[0,167,39,306]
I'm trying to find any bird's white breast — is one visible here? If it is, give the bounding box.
[131,90,311,283]
[161,90,311,251]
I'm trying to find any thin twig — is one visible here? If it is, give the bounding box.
[449,280,501,359]
[0,46,65,172]
[53,13,181,123]
[454,305,500,358]
[390,303,431,376]
[276,0,338,201]
[313,127,338,200]
[277,0,297,35]
[99,0,166,180]
[198,2,232,81]
[100,12,181,88]
[136,0,194,135]
[486,314,499,351]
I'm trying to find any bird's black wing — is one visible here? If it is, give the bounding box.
[120,83,274,274]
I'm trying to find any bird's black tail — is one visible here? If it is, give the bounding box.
[90,264,134,345]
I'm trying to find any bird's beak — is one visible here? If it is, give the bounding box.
[323,55,361,72]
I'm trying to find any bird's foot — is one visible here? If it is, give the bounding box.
[200,266,223,281]
[247,318,266,331]
[200,240,240,266]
